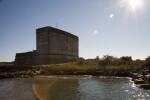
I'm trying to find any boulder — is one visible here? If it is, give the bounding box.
[134,79,145,84]
[35,70,41,75]
[139,84,150,90]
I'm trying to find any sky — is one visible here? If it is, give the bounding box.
[0,0,150,62]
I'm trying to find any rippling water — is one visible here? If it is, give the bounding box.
[0,76,150,100]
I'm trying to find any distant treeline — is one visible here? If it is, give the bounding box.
[78,55,150,69]
[0,61,14,66]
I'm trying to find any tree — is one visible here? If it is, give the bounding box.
[99,55,119,66]
[95,56,100,60]
[120,56,132,61]
[145,56,150,63]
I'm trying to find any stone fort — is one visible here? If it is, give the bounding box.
[15,26,78,65]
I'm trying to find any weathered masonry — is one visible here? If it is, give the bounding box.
[15,26,78,65]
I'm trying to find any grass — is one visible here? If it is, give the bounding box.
[39,62,99,72]
[101,65,141,70]
[39,62,141,72]
[0,62,14,67]
[0,61,141,74]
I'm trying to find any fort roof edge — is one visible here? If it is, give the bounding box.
[36,26,78,39]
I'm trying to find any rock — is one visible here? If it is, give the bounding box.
[144,76,150,83]
[139,84,150,90]
[20,75,24,78]
[30,71,35,76]
[24,75,30,78]
[9,73,14,77]
[142,72,146,75]
[35,70,41,75]
[134,79,145,84]
[135,74,143,79]
[0,73,9,78]
[132,73,138,77]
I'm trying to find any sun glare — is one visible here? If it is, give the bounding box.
[129,0,141,9]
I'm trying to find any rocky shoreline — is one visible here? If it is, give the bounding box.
[0,66,41,78]
[0,65,150,90]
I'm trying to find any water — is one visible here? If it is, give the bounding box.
[0,76,150,100]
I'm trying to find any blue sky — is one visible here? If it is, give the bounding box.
[0,0,150,61]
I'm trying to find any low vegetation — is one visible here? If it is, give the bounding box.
[40,62,99,72]
[77,55,144,70]
[41,55,150,72]
[0,62,14,67]
[1,55,150,72]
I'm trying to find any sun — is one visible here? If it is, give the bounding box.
[129,0,142,9]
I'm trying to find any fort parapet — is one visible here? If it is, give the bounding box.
[15,26,78,65]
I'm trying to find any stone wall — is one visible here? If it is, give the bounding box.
[14,51,36,65]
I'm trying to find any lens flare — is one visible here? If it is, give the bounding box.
[129,0,141,9]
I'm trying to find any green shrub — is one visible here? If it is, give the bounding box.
[145,56,150,63]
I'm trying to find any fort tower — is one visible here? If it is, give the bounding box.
[15,26,78,65]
